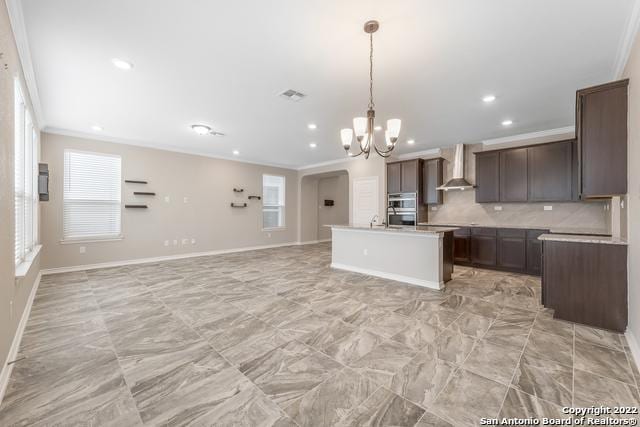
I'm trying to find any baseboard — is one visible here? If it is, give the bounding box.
[298,239,331,245]
[330,263,443,290]
[41,241,323,275]
[0,272,41,405]
[625,329,640,372]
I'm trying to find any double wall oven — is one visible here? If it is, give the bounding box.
[387,193,418,226]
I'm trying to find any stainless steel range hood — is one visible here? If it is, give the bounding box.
[436,144,475,191]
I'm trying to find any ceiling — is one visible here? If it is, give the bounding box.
[20,0,637,168]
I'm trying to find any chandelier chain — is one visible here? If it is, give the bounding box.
[369,32,374,109]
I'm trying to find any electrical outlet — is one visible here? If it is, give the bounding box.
[267,233,271,238]
[191,238,196,245]
[544,206,553,211]
[164,196,170,203]
[164,240,169,247]
[79,246,86,254]
[363,248,368,256]
[183,197,189,203]
[431,206,438,211]
[173,240,178,246]
[182,238,188,245]
[494,206,502,211]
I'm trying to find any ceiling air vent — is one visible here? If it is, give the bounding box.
[279,89,306,102]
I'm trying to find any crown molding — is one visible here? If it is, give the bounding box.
[5,0,45,127]
[296,155,359,171]
[482,126,575,146]
[43,127,297,171]
[613,0,640,78]
[391,148,441,161]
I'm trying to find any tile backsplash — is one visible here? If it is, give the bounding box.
[425,143,610,233]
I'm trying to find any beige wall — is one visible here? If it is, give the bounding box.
[0,0,41,376]
[422,143,609,232]
[40,132,299,269]
[623,31,640,353]
[317,173,349,240]
[298,155,387,241]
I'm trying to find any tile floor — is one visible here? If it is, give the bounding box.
[1,242,638,426]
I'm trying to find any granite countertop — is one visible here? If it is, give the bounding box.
[417,222,610,236]
[538,233,627,245]
[328,224,459,235]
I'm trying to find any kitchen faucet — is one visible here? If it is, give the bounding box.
[369,214,379,228]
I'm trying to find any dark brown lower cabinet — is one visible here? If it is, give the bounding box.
[542,240,627,332]
[497,229,526,271]
[449,226,549,276]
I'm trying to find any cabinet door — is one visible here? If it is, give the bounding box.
[528,141,573,201]
[401,160,419,193]
[453,236,471,263]
[578,81,628,197]
[475,152,500,203]
[470,236,497,266]
[423,158,443,204]
[526,239,543,275]
[387,163,401,194]
[497,237,527,271]
[499,148,528,202]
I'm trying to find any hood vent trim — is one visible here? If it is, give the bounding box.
[436,143,475,191]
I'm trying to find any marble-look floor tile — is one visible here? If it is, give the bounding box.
[390,318,442,351]
[323,328,386,365]
[511,354,573,407]
[574,369,640,407]
[497,307,537,328]
[349,340,417,387]
[390,349,456,407]
[447,312,493,338]
[361,312,413,339]
[574,340,634,384]
[415,411,454,427]
[285,367,378,426]
[484,320,530,350]
[532,314,574,340]
[431,369,507,427]
[499,386,565,420]
[277,311,334,340]
[300,318,357,350]
[435,328,476,365]
[439,294,502,319]
[524,329,573,367]
[575,324,623,351]
[338,388,425,427]
[462,339,521,385]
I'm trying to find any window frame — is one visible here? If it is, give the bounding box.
[61,149,123,243]
[262,174,286,230]
[14,78,39,268]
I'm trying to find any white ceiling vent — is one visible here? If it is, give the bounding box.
[279,89,306,102]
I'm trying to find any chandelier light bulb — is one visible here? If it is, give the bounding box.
[341,129,353,149]
[353,117,367,138]
[387,119,401,139]
[384,131,394,147]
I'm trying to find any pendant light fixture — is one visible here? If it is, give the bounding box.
[340,20,401,158]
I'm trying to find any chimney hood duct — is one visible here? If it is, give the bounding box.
[436,144,475,191]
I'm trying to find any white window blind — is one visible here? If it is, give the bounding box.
[63,150,122,240]
[262,174,285,229]
[14,80,38,266]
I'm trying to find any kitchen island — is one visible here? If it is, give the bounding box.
[329,225,458,290]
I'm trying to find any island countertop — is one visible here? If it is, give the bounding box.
[328,224,459,235]
[538,233,627,246]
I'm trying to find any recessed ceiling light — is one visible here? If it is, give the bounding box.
[407,139,416,145]
[232,150,240,156]
[191,124,212,135]
[307,123,317,130]
[309,143,317,148]
[374,125,382,131]
[501,120,513,126]
[91,125,103,132]
[112,58,133,70]
[482,95,496,103]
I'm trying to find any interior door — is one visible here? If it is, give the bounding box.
[352,176,379,225]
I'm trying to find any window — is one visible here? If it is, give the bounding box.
[14,80,38,266]
[262,174,285,229]
[63,150,122,241]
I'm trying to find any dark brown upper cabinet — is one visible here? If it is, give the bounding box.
[499,148,528,202]
[423,158,444,204]
[577,79,628,198]
[475,152,500,203]
[387,162,402,194]
[387,159,423,194]
[527,140,574,202]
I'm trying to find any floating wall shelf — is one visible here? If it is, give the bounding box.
[134,192,156,196]
[233,188,244,193]
[230,203,247,208]
[125,180,148,184]
[248,195,261,200]
[125,204,148,209]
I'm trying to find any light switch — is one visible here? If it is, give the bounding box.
[183,197,189,203]
[164,240,169,247]
[164,196,170,203]
[173,240,178,246]
[79,246,86,254]
[494,206,502,211]
[191,238,196,244]
[544,206,553,211]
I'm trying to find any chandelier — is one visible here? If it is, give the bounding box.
[340,20,401,159]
